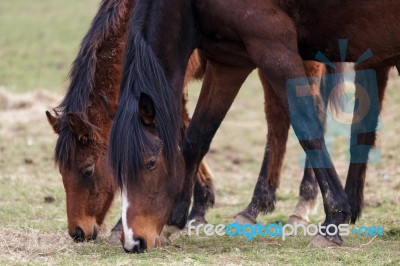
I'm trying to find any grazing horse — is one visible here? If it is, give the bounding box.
[46,0,216,242]
[46,0,338,245]
[110,0,398,252]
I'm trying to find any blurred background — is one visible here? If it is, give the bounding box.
[0,0,99,93]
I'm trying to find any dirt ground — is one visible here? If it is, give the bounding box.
[0,71,399,265]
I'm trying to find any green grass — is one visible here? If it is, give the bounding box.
[0,0,98,93]
[0,1,400,265]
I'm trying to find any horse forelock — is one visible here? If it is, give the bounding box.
[110,0,181,188]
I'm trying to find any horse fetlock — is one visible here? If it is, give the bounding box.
[347,193,363,224]
[193,178,215,210]
[350,204,363,224]
[188,205,208,225]
[324,195,351,222]
[299,177,319,202]
[261,200,276,214]
[307,197,319,213]
[289,196,318,224]
[324,210,351,227]
[339,203,352,224]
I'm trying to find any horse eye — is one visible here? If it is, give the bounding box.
[145,158,157,171]
[83,166,94,178]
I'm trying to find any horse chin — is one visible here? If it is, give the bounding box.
[69,225,98,242]
[122,226,163,252]
[69,217,100,242]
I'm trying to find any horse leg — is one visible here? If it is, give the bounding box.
[235,62,325,225]
[239,10,350,247]
[164,60,253,234]
[288,61,327,225]
[179,89,216,225]
[287,167,319,225]
[188,161,215,224]
[344,65,389,223]
[289,63,348,225]
[234,69,290,224]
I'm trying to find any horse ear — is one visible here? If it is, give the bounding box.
[46,111,60,134]
[139,93,156,127]
[67,113,90,143]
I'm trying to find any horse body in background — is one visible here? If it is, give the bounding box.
[110,0,399,252]
[193,0,397,239]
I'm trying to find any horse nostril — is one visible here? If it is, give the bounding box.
[70,226,86,242]
[133,237,147,253]
[124,237,147,254]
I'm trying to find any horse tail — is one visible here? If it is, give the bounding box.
[321,63,348,115]
[109,0,180,187]
[56,0,132,119]
[183,50,207,86]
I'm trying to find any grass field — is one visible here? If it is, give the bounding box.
[0,1,399,265]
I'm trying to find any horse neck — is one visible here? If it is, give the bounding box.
[109,0,197,178]
[55,0,135,119]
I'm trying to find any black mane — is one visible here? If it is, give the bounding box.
[109,0,181,186]
[53,0,128,168]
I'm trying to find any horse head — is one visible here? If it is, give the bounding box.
[46,111,116,242]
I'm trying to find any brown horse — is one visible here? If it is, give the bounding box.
[110,0,397,251]
[47,0,331,245]
[46,0,215,242]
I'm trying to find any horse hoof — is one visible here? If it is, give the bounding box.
[287,215,309,226]
[160,225,181,245]
[108,229,122,244]
[233,214,256,225]
[306,234,343,248]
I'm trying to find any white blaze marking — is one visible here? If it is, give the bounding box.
[122,188,139,250]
